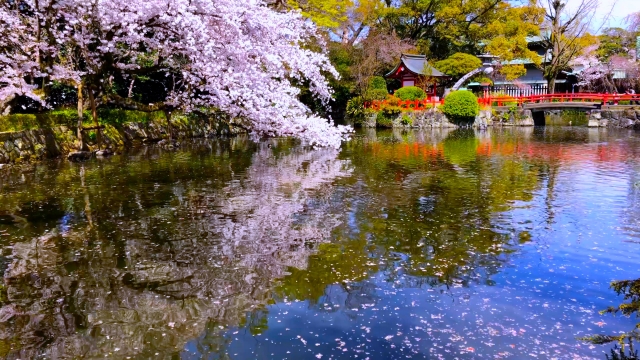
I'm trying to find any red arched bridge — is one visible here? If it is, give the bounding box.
[364,93,640,112]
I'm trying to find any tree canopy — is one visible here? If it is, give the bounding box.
[435,53,483,78]
[0,0,350,147]
[378,0,544,62]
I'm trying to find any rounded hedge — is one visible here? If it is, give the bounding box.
[364,88,389,101]
[369,76,387,90]
[442,90,479,125]
[394,86,426,101]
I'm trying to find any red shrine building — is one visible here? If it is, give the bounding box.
[385,54,449,98]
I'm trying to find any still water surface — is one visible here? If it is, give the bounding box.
[1,127,640,359]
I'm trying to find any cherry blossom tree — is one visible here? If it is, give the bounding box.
[573,44,640,93]
[0,4,43,114]
[0,0,351,147]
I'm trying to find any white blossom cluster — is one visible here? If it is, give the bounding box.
[0,0,351,147]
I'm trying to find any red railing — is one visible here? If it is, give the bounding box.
[364,93,640,110]
[479,93,640,107]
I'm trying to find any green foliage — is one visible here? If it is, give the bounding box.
[442,90,479,125]
[364,89,389,101]
[327,42,357,118]
[376,111,393,127]
[401,114,413,126]
[596,28,640,61]
[471,75,493,85]
[346,96,365,123]
[435,53,482,78]
[369,76,387,91]
[0,110,90,132]
[497,105,520,123]
[364,76,389,101]
[606,345,639,360]
[97,109,164,125]
[603,279,640,318]
[379,95,403,115]
[581,279,640,358]
[499,64,527,81]
[380,0,543,61]
[394,86,426,101]
[0,109,167,132]
[287,0,351,29]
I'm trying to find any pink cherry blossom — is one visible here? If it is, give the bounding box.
[0,0,351,147]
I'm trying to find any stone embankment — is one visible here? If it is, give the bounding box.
[0,118,243,165]
[363,107,640,129]
[362,108,534,128]
[588,109,640,129]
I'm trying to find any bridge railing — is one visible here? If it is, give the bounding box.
[364,93,640,110]
[479,93,640,107]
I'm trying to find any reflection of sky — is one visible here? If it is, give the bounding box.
[183,134,640,359]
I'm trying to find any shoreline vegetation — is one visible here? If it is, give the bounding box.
[0,109,244,165]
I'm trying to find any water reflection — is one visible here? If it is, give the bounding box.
[0,128,639,359]
[0,139,351,358]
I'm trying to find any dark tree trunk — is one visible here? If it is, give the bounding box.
[88,89,101,150]
[77,83,88,151]
[547,78,556,95]
[164,108,173,142]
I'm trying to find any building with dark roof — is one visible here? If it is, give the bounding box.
[385,54,450,98]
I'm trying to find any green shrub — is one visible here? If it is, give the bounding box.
[364,88,389,101]
[379,95,403,116]
[376,111,393,128]
[346,96,365,123]
[442,90,479,125]
[369,76,387,90]
[401,114,413,126]
[0,108,169,132]
[87,130,97,142]
[97,108,164,125]
[619,100,631,105]
[472,75,493,85]
[394,86,426,101]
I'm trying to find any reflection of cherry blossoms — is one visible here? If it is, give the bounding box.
[0,143,351,359]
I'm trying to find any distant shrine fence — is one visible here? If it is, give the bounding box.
[485,84,549,97]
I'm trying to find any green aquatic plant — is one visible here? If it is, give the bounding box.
[580,279,640,359]
[605,345,639,360]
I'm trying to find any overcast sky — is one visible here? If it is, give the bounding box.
[564,0,640,31]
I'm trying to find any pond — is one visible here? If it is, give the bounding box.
[1,127,640,359]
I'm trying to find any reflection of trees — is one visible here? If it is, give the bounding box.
[0,140,351,358]
[278,129,544,305]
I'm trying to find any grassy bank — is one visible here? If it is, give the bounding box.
[0,109,171,133]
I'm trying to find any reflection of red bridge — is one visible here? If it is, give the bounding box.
[364,93,640,111]
[475,141,629,163]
